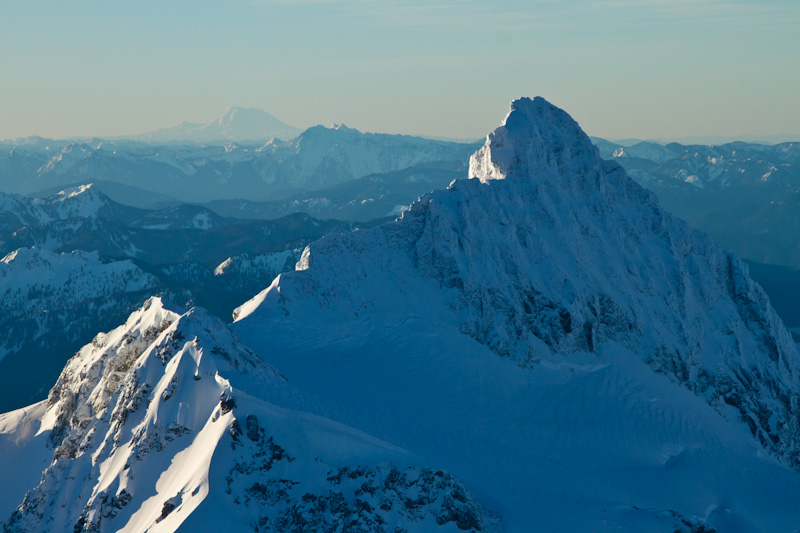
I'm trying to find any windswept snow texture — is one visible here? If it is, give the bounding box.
[0,298,497,533]
[3,97,800,532]
[232,97,800,530]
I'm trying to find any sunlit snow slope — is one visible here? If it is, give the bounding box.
[232,97,800,531]
[0,298,497,532]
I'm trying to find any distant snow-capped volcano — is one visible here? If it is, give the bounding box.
[131,107,303,144]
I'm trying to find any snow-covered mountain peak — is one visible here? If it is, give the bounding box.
[296,123,358,141]
[39,296,185,434]
[2,295,499,532]
[211,106,242,125]
[5,98,800,530]
[235,96,800,480]
[126,107,303,144]
[37,182,115,219]
[39,296,278,439]
[0,248,21,265]
[469,96,601,185]
[0,246,55,268]
[207,106,279,132]
[2,297,297,531]
[49,183,95,201]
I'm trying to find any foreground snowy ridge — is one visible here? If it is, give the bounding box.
[0,297,498,532]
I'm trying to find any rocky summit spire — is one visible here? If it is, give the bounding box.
[469,97,600,185]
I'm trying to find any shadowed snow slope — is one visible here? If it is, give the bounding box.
[231,97,800,530]
[0,297,497,532]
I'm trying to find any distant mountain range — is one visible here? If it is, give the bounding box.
[202,162,466,222]
[0,127,479,203]
[4,126,800,324]
[2,114,800,416]
[593,134,800,146]
[593,138,800,269]
[0,185,363,411]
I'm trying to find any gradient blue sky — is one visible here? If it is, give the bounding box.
[2,0,798,140]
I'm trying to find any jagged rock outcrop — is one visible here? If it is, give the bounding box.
[0,298,497,532]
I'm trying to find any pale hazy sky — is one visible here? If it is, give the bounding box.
[2,0,798,140]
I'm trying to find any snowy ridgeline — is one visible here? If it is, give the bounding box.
[131,107,304,144]
[0,127,479,203]
[0,247,300,362]
[0,183,360,269]
[0,244,304,413]
[237,96,800,469]
[594,138,799,192]
[0,180,347,412]
[1,98,800,532]
[0,298,499,532]
[593,137,800,271]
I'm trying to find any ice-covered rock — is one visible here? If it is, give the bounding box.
[0,298,497,532]
[231,97,800,530]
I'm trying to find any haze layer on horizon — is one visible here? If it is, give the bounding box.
[3,0,799,141]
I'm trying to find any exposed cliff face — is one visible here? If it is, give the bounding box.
[2,298,272,531]
[439,98,800,466]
